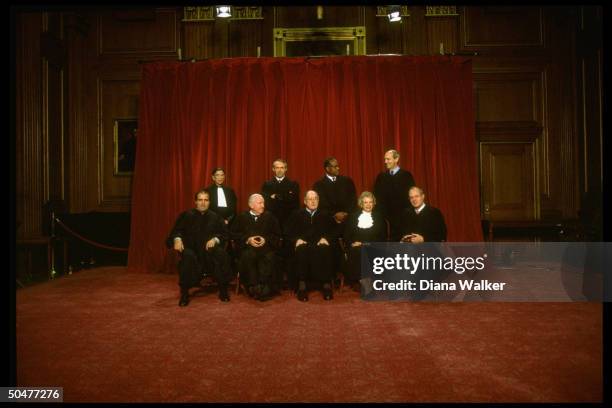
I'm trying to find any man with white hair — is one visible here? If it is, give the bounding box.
[229,193,282,301]
[285,190,337,301]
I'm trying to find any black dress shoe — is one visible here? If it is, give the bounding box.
[218,287,230,302]
[323,287,333,301]
[179,293,190,307]
[297,289,308,302]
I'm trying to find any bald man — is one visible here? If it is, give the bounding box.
[285,190,337,301]
[230,194,282,301]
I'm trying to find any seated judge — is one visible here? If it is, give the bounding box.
[166,189,233,307]
[343,191,387,291]
[230,193,281,301]
[285,190,336,302]
[206,167,237,225]
[398,186,447,243]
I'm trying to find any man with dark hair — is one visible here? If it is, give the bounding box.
[166,189,233,306]
[312,157,357,287]
[312,157,357,230]
[373,149,416,241]
[398,186,447,243]
[207,167,238,225]
[230,193,282,301]
[285,190,336,301]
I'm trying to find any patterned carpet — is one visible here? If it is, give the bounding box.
[15,267,602,402]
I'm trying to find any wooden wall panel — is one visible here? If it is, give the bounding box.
[183,22,215,60]
[98,8,178,56]
[98,76,141,211]
[425,17,458,55]
[16,13,43,239]
[481,143,536,220]
[229,20,263,57]
[461,6,544,48]
[474,72,544,126]
[42,59,65,202]
[65,12,92,213]
[275,6,362,28]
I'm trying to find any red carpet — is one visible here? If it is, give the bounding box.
[16,267,602,402]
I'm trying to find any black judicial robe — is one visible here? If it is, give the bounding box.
[312,175,357,215]
[206,184,237,224]
[285,208,338,247]
[343,210,388,245]
[165,209,228,251]
[261,177,300,228]
[372,168,416,222]
[397,205,447,242]
[229,210,281,253]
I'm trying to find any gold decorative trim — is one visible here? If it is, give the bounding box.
[376,6,410,17]
[425,6,459,17]
[273,26,366,57]
[182,6,263,22]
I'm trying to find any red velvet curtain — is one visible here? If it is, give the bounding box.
[128,56,482,273]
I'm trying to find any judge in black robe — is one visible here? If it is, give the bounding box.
[285,190,337,301]
[230,193,281,301]
[373,149,416,241]
[207,167,237,225]
[166,189,233,306]
[343,191,388,288]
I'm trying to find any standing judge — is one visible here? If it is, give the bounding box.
[261,158,300,289]
[373,149,416,241]
[207,167,237,225]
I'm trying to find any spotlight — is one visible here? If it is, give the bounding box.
[216,6,232,18]
[387,5,401,22]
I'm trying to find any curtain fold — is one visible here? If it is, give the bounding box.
[128,56,482,273]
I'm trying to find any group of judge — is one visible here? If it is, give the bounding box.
[167,150,447,307]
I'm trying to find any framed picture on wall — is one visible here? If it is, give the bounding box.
[113,119,138,175]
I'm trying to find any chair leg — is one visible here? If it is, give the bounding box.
[235,272,240,295]
[340,274,344,292]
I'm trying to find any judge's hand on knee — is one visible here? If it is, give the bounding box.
[173,238,184,252]
[410,234,424,243]
[295,239,307,248]
[317,237,329,246]
[351,241,362,248]
[205,238,218,250]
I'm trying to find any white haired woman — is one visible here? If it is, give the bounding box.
[343,191,387,291]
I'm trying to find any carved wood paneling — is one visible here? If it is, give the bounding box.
[229,20,263,57]
[97,76,141,211]
[16,13,43,239]
[65,12,92,213]
[183,22,215,60]
[426,17,458,55]
[461,6,544,49]
[275,6,362,28]
[98,8,179,56]
[481,142,536,221]
[473,71,544,127]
